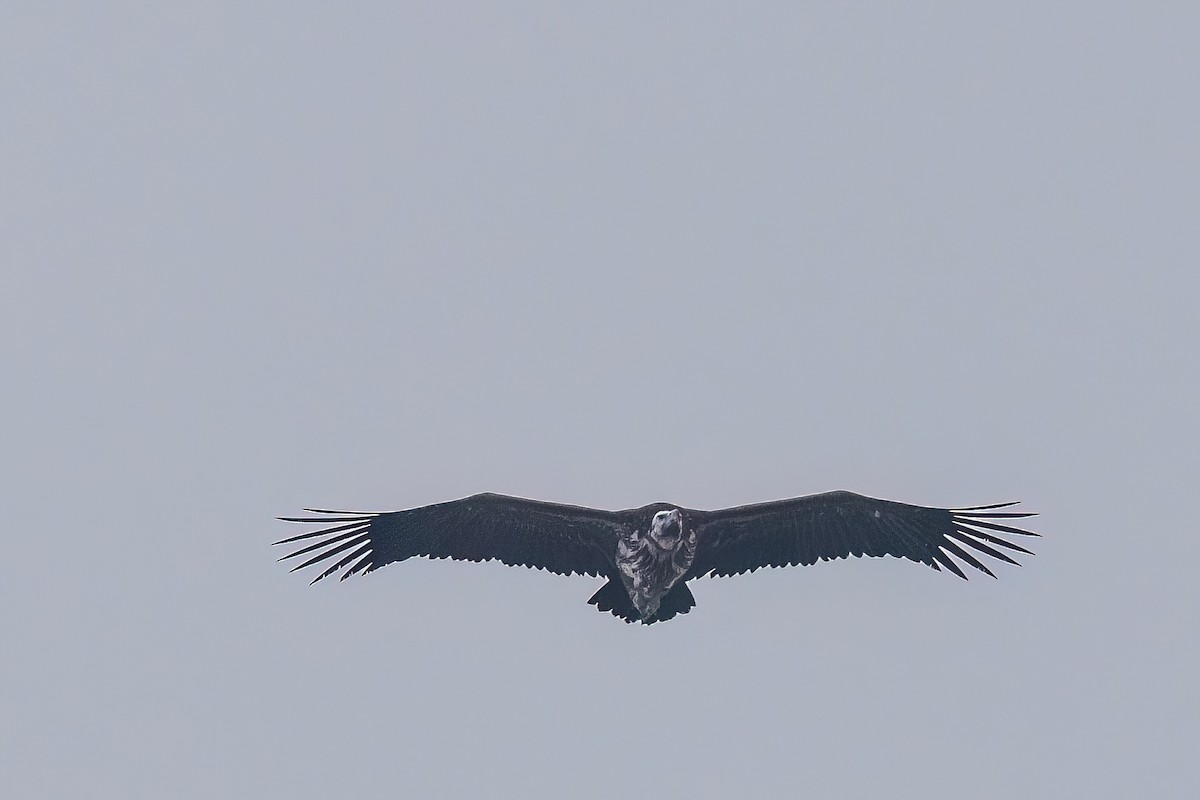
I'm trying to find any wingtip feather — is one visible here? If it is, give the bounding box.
[950,500,1022,511]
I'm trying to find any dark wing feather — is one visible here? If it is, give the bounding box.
[686,490,1038,579]
[275,493,623,582]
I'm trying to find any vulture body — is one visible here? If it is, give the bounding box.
[275,490,1038,624]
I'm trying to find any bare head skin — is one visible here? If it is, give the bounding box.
[649,509,682,549]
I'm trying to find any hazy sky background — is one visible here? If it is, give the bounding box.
[4,4,1197,798]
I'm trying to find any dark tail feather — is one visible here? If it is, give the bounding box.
[588,579,639,623]
[652,582,696,624]
[587,579,696,625]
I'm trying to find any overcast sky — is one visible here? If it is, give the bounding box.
[4,4,1197,798]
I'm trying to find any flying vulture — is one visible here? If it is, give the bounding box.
[275,491,1038,624]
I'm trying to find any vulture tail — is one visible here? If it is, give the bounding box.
[587,579,696,625]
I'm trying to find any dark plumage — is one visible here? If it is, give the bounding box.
[275,490,1038,624]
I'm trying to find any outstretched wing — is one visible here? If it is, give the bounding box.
[686,490,1038,579]
[275,493,623,582]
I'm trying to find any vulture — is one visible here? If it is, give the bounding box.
[275,491,1038,624]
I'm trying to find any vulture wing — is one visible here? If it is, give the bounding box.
[275,493,623,582]
[687,490,1037,579]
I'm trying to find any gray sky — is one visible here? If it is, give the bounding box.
[4,4,1197,798]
